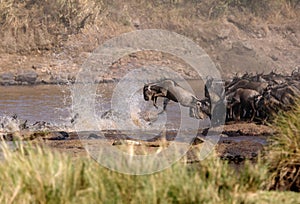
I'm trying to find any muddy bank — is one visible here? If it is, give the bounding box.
[0,121,272,163]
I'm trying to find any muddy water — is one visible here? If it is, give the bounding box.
[0,82,268,139]
[0,80,206,125]
[0,85,71,123]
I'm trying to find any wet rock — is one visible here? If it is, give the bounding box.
[88,133,100,139]
[44,131,69,140]
[15,71,38,85]
[0,72,16,85]
[58,131,69,138]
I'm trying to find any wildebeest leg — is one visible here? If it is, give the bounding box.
[157,98,170,115]
[236,104,241,121]
[152,92,167,109]
[229,100,239,121]
[153,96,158,109]
[189,107,196,118]
[250,101,256,122]
[163,98,170,111]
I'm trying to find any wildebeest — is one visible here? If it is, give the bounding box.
[205,77,226,126]
[143,80,210,119]
[266,84,300,109]
[226,79,268,95]
[229,88,260,121]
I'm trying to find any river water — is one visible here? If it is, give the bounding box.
[0,85,71,124]
[0,80,206,125]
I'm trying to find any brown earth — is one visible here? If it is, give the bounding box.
[0,1,299,85]
[4,122,272,163]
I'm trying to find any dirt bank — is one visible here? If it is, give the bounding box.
[0,1,299,85]
[1,122,273,163]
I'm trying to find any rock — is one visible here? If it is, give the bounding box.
[44,131,69,140]
[15,71,38,85]
[0,72,16,85]
[271,55,278,61]
[1,72,14,80]
[58,131,69,138]
[88,133,100,139]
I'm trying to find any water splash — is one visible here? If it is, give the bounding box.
[0,115,20,133]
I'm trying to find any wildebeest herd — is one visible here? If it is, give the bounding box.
[224,69,300,123]
[143,68,300,124]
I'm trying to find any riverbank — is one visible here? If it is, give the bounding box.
[0,1,299,86]
[0,120,273,164]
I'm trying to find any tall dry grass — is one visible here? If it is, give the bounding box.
[0,0,104,53]
[205,0,300,19]
[0,0,103,32]
[0,0,298,53]
[267,99,300,191]
[0,141,274,203]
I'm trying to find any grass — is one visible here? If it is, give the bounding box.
[0,0,103,32]
[0,142,262,203]
[266,99,300,191]
[0,0,104,53]
[0,141,298,203]
[204,0,300,19]
[0,0,298,54]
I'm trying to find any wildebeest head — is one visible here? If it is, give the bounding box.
[143,84,153,101]
[143,84,164,101]
[194,98,211,120]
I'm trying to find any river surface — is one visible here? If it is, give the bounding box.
[0,85,71,124]
[0,80,205,125]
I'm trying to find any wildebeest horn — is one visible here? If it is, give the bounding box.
[148,85,152,91]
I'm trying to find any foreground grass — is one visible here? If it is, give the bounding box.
[0,142,298,204]
[267,100,300,191]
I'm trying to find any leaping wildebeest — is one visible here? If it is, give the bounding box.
[143,80,210,119]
